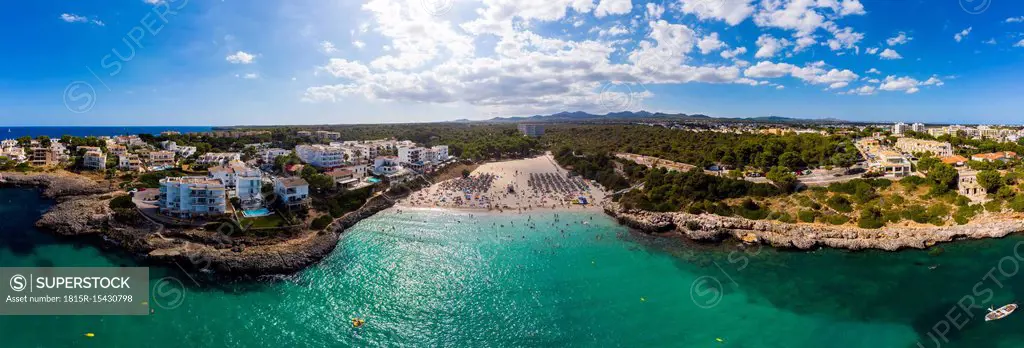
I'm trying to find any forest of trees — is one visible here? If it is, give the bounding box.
[544,125,861,171]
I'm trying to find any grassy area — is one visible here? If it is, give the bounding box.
[240,214,288,229]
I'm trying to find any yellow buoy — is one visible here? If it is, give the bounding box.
[352,318,365,328]
[640,297,647,302]
[85,333,95,338]
[716,338,724,343]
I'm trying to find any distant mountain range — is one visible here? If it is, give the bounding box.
[479,111,850,124]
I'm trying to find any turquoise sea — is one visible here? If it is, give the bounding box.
[2,187,1024,347]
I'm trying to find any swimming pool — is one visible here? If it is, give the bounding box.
[242,208,271,217]
[367,177,381,183]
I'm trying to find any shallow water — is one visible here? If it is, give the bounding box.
[1,188,1023,347]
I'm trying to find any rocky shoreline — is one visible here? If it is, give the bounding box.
[5,171,399,278]
[603,202,1024,251]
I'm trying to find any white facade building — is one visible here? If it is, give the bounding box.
[83,150,107,170]
[159,176,228,217]
[295,144,345,168]
[273,177,310,210]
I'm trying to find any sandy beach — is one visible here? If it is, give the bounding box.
[397,154,608,213]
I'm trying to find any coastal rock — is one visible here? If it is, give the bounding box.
[34,194,113,236]
[603,202,1024,251]
[0,172,107,198]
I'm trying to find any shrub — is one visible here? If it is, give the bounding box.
[825,214,850,225]
[108,195,134,210]
[858,207,885,229]
[826,195,853,213]
[1010,195,1024,213]
[798,210,817,223]
[985,199,1003,213]
[310,215,333,230]
[776,213,795,223]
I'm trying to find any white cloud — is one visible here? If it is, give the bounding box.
[866,68,880,74]
[878,75,938,94]
[982,38,997,45]
[720,46,747,59]
[236,73,260,80]
[697,33,726,54]
[320,41,338,54]
[598,24,630,37]
[878,48,902,60]
[743,61,858,87]
[679,0,756,26]
[954,27,972,42]
[352,40,366,49]
[886,32,911,46]
[645,3,665,20]
[845,85,876,95]
[226,51,256,64]
[865,47,878,54]
[60,13,104,26]
[595,0,632,17]
[1006,16,1024,23]
[1015,39,1024,48]
[754,34,790,58]
[838,0,866,16]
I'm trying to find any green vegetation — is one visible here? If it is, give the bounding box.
[310,215,333,230]
[619,167,781,212]
[544,124,861,171]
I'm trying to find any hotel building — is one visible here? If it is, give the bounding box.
[159,176,227,217]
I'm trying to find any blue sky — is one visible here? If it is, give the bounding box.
[0,0,1022,126]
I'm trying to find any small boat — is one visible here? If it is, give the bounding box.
[351,318,365,328]
[985,303,1017,321]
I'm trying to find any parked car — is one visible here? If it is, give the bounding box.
[844,168,867,175]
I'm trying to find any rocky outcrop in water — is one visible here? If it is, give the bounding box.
[603,202,1024,251]
[0,172,107,198]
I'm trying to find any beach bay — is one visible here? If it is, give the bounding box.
[3,188,1024,347]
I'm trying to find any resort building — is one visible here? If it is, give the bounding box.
[941,155,969,167]
[29,147,56,166]
[82,150,107,170]
[273,177,310,211]
[295,144,345,168]
[868,151,912,177]
[147,150,176,168]
[894,138,953,157]
[174,146,197,158]
[398,145,451,170]
[1,139,18,148]
[892,122,909,135]
[159,176,228,218]
[209,161,264,209]
[196,152,242,166]
[373,156,402,175]
[911,123,926,133]
[314,130,342,140]
[261,148,291,163]
[297,131,312,137]
[518,124,545,137]
[326,168,359,189]
[108,144,128,157]
[119,154,142,171]
[0,146,26,162]
[971,151,1018,163]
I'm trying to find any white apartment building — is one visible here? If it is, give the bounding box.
[175,146,197,158]
[1,139,18,148]
[314,130,342,140]
[108,144,128,156]
[295,144,345,168]
[209,161,264,209]
[119,154,142,171]
[273,177,310,210]
[159,176,227,218]
[373,156,402,175]
[893,122,909,135]
[82,150,107,170]
[871,151,912,178]
[196,152,242,166]
[398,146,423,165]
[398,145,451,170]
[911,123,926,133]
[261,148,291,163]
[518,124,545,137]
[894,138,953,157]
[147,150,176,168]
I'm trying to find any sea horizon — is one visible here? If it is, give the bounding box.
[0,126,215,139]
